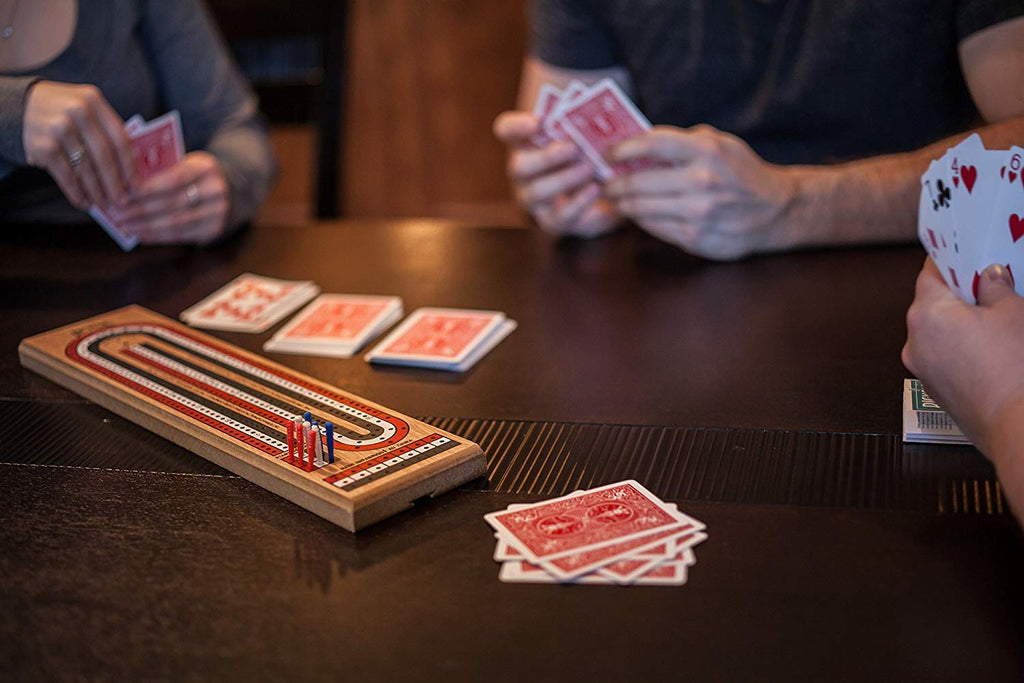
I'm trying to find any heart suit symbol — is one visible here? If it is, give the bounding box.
[1011,214,1024,243]
[960,165,977,193]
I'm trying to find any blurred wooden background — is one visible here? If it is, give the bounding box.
[210,0,528,227]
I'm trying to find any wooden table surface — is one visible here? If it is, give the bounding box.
[1,220,1020,681]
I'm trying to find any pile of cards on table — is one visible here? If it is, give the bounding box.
[534,78,667,181]
[919,135,1024,304]
[902,379,969,445]
[181,273,319,333]
[364,307,517,371]
[485,480,707,586]
[92,111,186,252]
[264,294,403,357]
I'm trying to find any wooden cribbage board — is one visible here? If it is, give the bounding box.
[18,305,486,532]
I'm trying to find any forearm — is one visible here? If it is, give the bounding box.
[986,397,1024,525]
[0,75,41,167]
[776,116,1024,250]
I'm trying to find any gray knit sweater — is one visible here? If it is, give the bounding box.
[0,0,275,227]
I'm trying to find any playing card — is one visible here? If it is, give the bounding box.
[181,273,320,333]
[597,544,701,584]
[364,307,516,371]
[902,379,969,445]
[554,78,654,181]
[499,555,694,586]
[921,157,964,296]
[943,135,1006,302]
[536,525,703,581]
[484,479,700,565]
[130,110,185,181]
[489,481,707,586]
[978,145,1024,297]
[530,84,563,147]
[91,111,186,251]
[263,294,402,357]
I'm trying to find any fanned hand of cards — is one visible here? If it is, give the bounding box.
[919,135,1024,304]
[364,307,517,372]
[534,78,668,181]
[91,111,186,251]
[485,480,707,586]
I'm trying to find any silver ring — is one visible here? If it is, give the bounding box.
[185,183,200,207]
[68,146,86,168]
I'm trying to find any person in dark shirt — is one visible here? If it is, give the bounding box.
[495,1,1024,260]
[0,0,275,244]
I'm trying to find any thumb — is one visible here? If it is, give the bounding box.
[976,263,1017,307]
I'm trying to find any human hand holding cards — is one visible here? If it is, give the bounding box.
[89,111,185,250]
[919,135,1024,303]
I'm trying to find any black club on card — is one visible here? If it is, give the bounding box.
[932,180,952,211]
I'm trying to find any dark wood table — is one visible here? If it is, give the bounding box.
[1,220,1020,681]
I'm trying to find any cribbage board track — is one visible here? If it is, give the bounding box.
[18,305,486,531]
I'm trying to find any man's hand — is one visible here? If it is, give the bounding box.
[493,110,621,238]
[604,125,799,260]
[23,81,136,211]
[106,151,231,245]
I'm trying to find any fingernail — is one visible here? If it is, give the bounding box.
[983,263,1014,287]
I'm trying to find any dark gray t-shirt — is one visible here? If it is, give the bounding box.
[0,0,275,227]
[531,0,1024,165]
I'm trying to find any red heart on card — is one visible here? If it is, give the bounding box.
[1010,214,1024,242]
[952,176,960,188]
[960,165,977,193]
[1011,171,1019,183]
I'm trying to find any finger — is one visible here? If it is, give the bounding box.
[493,110,542,145]
[915,256,958,300]
[638,217,700,246]
[68,97,129,205]
[517,161,594,208]
[46,152,89,210]
[90,96,136,191]
[61,131,107,207]
[552,183,602,234]
[976,263,1018,307]
[612,125,719,164]
[613,194,687,221]
[606,165,717,198]
[509,142,580,182]
[129,205,219,244]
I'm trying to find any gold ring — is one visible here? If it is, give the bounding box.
[185,183,200,207]
[68,146,86,168]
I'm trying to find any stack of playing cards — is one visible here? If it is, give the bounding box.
[485,480,707,586]
[902,379,970,445]
[263,294,402,357]
[181,273,319,333]
[534,78,667,181]
[91,111,186,251]
[364,307,516,372]
[919,135,1024,304]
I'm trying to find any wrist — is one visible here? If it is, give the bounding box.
[763,164,818,252]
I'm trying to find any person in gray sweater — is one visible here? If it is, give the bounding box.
[0,0,276,244]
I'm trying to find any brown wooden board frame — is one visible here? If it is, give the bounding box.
[18,305,486,531]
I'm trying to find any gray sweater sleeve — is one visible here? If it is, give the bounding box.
[140,0,277,228]
[0,76,42,174]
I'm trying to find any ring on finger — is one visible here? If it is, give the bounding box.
[68,146,86,168]
[185,183,201,207]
